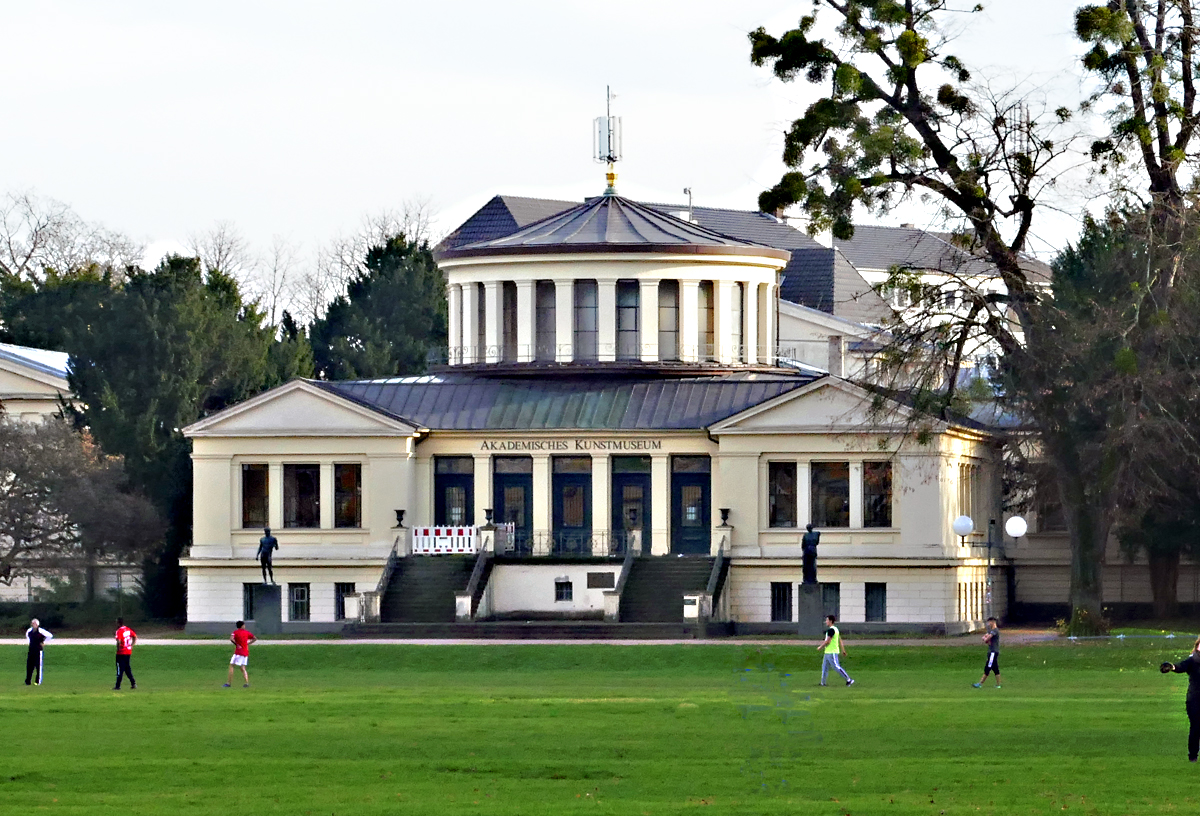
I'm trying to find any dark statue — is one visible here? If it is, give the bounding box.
[257,527,279,585]
[801,524,819,585]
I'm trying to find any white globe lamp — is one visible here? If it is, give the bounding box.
[952,515,974,540]
[1005,516,1028,539]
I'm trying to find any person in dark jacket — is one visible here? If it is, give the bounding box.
[24,618,53,686]
[1161,636,1200,762]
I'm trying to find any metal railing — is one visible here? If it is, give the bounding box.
[427,343,796,368]
[497,529,641,559]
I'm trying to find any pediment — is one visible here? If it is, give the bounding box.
[0,359,70,398]
[184,380,418,438]
[710,379,918,434]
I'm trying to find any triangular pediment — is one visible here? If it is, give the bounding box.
[710,379,920,434]
[0,357,70,398]
[184,380,418,438]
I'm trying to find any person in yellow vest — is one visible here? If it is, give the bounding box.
[817,614,854,686]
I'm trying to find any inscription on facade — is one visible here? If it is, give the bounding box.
[480,439,664,452]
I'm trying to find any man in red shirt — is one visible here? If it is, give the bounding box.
[113,617,137,690]
[224,620,257,688]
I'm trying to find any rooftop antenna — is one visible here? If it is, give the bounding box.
[593,85,622,195]
[683,187,693,222]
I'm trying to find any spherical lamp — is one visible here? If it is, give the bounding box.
[952,515,975,538]
[1005,516,1028,539]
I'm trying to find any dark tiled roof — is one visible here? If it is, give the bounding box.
[315,372,820,431]
[833,224,995,276]
[779,247,893,324]
[643,204,824,251]
[437,196,790,261]
[438,195,577,252]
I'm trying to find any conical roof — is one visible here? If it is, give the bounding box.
[436,194,791,261]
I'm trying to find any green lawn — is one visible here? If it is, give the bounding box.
[0,641,1196,814]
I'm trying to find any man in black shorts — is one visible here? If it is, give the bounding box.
[973,616,1001,688]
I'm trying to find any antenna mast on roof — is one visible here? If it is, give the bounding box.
[593,86,622,195]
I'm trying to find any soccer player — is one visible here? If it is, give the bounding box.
[817,614,854,686]
[24,618,53,686]
[1160,636,1200,762]
[224,620,256,688]
[973,616,1002,688]
[113,617,137,690]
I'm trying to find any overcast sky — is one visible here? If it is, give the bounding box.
[0,1,1088,269]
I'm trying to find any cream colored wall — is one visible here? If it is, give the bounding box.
[487,564,621,615]
[185,565,382,623]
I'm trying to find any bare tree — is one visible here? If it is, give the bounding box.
[248,235,301,326]
[0,191,143,281]
[187,220,257,288]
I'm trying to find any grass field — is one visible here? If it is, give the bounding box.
[1,641,1197,815]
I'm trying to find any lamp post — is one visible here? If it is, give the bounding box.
[986,519,996,618]
[1002,516,1028,621]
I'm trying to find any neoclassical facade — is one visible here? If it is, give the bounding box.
[181,191,1007,634]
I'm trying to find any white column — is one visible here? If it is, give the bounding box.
[597,279,617,362]
[715,280,736,364]
[639,279,659,362]
[849,461,864,528]
[473,454,491,526]
[797,461,811,527]
[447,284,462,365]
[555,279,574,362]
[319,462,334,529]
[591,454,610,554]
[679,280,700,363]
[532,455,551,536]
[744,282,759,365]
[765,282,779,364]
[651,454,671,555]
[483,282,502,363]
[268,463,283,530]
[462,283,480,364]
[516,280,535,363]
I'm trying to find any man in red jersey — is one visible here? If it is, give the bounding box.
[224,620,257,688]
[113,617,137,690]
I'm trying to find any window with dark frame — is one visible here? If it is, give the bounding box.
[865,582,887,622]
[283,464,320,528]
[616,280,640,360]
[768,462,798,528]
[820,582,841,619]
[698,280,715,360]
[770,582,793,622]
[554,580,573,602]
[502,281,518,361]
[574,279,599,360]
[863,461,893,528]
[535,280,556,361]
[334,582,356,620]
[334,464,361,528]
[731,281,744,361]
[658,280,679,360]
[811,462,850,527]
[241,464,268,528]
[243,583,256,621]
[435,456,474,526]
[289,583,310,621]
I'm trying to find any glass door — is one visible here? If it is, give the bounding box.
[552,457,592,555]
[611,456,651,555]
[493,457,533,553]
[671,456,711,555]
[434,457,474,526]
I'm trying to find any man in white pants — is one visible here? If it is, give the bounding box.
[817,614,854,687]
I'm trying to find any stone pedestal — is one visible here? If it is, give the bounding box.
[252,584,282,635]
[797,584,824,638]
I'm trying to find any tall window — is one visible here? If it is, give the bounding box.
[658,280,679,361]
[958,463,983,525]
[731,282,745,362]
[863,462,893,528]
[574,279,598,361]
[535,280,556,361]
[241,464,268,528]
[865,583,887,622]
[770,582,793,622]
[283,464,320,528]
[821,583,841,618]
[811,462,850,527]
[475,282,486,361]
[435,456,474,526]
[616,281,640,360]
[288,583,310,621]
[698,281,715,361]
[334,464,361,528]
[768,462,797,528]
[334,582,356,620]
[243,583,256,620]
[502,282,518,361]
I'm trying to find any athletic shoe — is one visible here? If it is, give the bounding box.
[243,684,249,688]
[995,685,1001,689]
[846,679,855,686]
[972,683,982,688]
[819,683,827,687]
[112,686,120,690]
[223,683,231,687]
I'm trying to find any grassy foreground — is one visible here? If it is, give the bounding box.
[0,641,1196,815]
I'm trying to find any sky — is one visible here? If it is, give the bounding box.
[0,1,1089,273]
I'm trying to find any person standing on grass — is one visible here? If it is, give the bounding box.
[225,620,256,688]
[24,618,53,686]
[817,614,854,687]
[113,617,137,690]
[973,616,1002,689]
[1160,636,1200,762]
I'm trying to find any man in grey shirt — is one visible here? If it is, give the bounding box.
[973,616,1001,688]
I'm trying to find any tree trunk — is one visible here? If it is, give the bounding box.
[1057,465,1109,632]
[1147,549,1181,620]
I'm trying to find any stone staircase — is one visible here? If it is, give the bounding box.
[380,555,475,623]
[619,556,716,622]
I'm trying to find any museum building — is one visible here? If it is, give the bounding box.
[181,186,1003,634]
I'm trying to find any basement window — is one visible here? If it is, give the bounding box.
[554,579,573,602]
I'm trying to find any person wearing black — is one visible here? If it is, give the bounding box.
[1161,636,1200,762]
[24,618,53,686]
[257,527,279,585]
